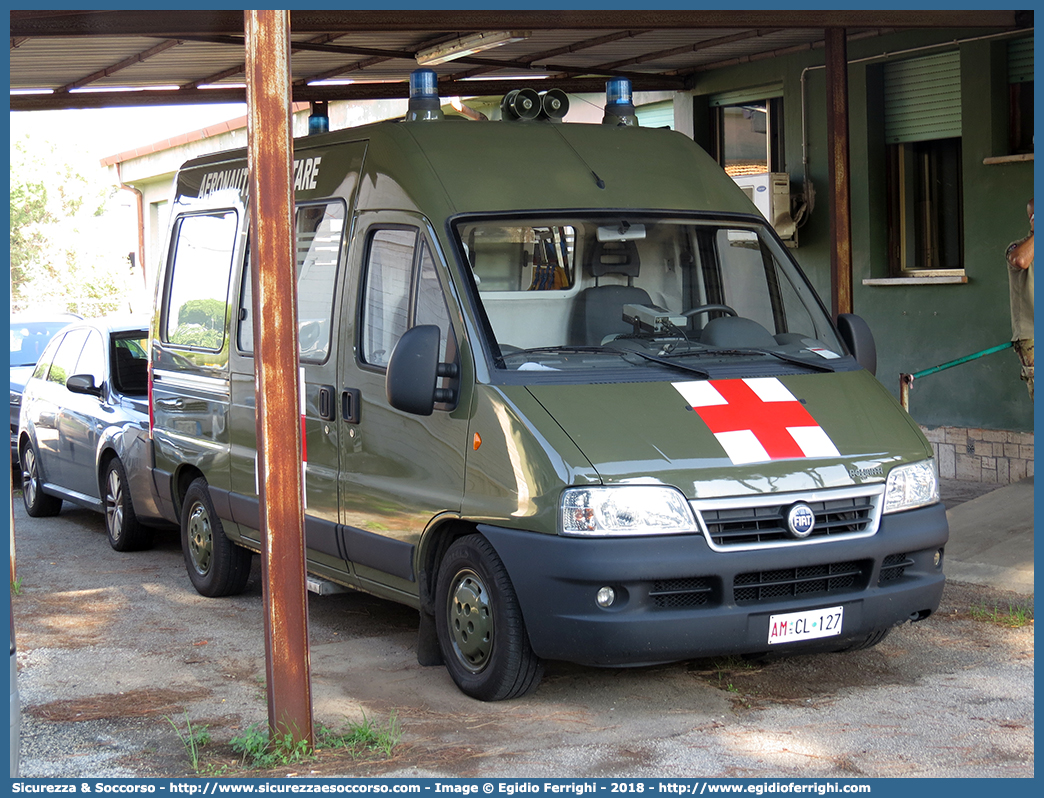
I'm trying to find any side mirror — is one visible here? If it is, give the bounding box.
[66,374,104,397]
[836,314,877,376]
[386,325,458,415]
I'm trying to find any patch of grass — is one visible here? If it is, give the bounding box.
[317,712,401,759]
[229,714,401,770]
[970,601,1034,628]
[11,576,22,595]
[165,712,211,774]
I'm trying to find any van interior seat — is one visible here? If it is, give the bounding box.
[571,239,652,345]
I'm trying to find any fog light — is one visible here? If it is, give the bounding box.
[596,586,616,608]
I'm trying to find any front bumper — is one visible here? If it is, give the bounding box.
[480,502,948,666]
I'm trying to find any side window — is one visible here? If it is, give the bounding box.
[46,329,90,388]
[882,53,963,275]
[415,239,456,361]
[1007,36,1033,156]
[361,228,416,367]
[164,211,238,350]
[72,330,106,387]
[238,201,346,362]
[711,92,785,177]
[111,335,149,396]
[32,335,62,380]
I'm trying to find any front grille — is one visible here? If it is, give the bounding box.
[649,577,714,608]
[694,488,881,550]
[879,552,913,584]
[734,560,869,604]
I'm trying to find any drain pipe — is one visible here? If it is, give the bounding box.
[114,161,147,290]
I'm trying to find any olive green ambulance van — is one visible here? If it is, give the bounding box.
[150,73,947,701]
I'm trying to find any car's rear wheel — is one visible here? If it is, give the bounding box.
[180,477,252,597]
[104,458,152,552]
[20,442,61,517]
[435,534,543,701]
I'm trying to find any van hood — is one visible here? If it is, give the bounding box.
[524,370,932,499]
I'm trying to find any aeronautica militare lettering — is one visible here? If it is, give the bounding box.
[196,157,322,200]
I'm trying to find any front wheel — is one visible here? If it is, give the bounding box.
[104,458,152,552]
[435,534,543,701]
[180,477,252,597]
[21,442,62,517]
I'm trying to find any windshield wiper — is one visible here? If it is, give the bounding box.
[500,345,710,377]
[658,346,836,373]
[751,348,837,373]
[496,345,629,368]
[515,346,619,356]
[619,349,710,378]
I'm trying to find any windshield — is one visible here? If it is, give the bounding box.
[455,215,849,379]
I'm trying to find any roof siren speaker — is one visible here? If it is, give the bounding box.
[406,69,444,122]
[602,77,638,127]
[539,89,569,121]
[501,88,541,121]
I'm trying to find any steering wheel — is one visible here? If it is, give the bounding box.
[683,304,738,318]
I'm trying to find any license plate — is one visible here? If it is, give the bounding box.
[767,605,844,644]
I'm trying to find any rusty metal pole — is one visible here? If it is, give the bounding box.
[244,9,314,747]
[825,27,853,319]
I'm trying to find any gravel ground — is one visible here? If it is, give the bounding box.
[9,478,1034,779]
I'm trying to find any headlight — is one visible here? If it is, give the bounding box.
[560,485,696,536]
[883,460,939,514]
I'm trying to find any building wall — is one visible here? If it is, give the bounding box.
[688,28,1034,437]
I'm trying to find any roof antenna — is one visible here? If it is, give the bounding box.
[550,125,605,189]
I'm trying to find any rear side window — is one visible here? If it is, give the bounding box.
[164,211,239,350]
[238,201,345,362]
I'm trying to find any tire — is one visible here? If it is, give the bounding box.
[835,627,891,653]
[104,458,152,552]
[21,442,62,517]
[435,534,543,701]
[180,477,252,597]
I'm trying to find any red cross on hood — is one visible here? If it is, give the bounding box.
[674,377,841,465]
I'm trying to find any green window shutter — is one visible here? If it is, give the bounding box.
[1008,36,1034,84]
[636,100,674,129]
[708,84,783,108]
[884,51,961,144]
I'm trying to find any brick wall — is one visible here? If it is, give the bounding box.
[921,426,1035,484]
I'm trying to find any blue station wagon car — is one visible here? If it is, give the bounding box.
[17,317,167,551]
[10,313,82,462]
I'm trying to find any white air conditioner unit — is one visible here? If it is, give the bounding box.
[732,172,797,242]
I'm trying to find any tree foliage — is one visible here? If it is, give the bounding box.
[10,133,136,316]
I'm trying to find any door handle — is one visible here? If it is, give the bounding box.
[318,385,336,421]
[341,388,361,424]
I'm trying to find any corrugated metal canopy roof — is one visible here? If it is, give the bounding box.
[10,9,1031,110]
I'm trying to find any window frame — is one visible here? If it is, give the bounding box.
[885,136,965,277]
[710,92,785,178]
